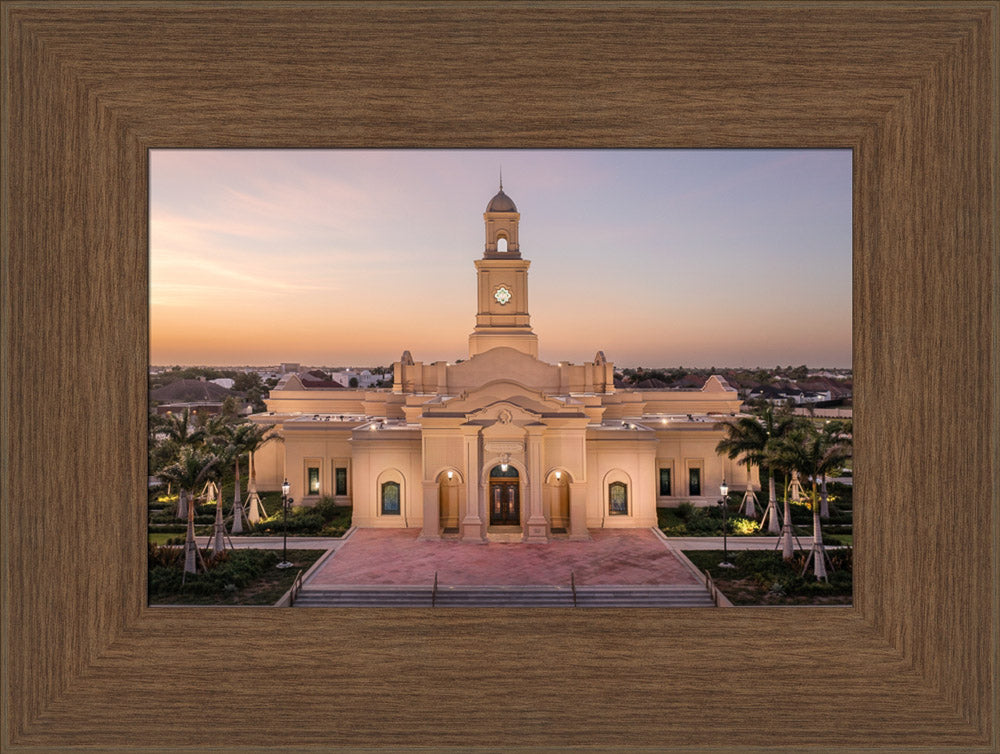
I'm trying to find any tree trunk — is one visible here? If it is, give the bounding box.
[820,475,830,519]
[231,506,245,534]
[211,488,225,555]
[766,473,780,534]
[811,483,827,581]
[742,465,757,519]
[177,488,187,520]
[233,455,241,511]
[183,488,198,574]
[781,494,794,561]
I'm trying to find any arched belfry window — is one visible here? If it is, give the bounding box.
[609,481,628,516]
[496,236,508,253]
[381,481,401,515]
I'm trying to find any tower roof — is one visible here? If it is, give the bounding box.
[485,188,517,213]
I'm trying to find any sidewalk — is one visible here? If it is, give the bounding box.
[202,536,344,550]
[664,536,812,551]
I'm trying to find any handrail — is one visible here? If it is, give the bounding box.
[570,571,577,608]
[432,570,438,608]
[289,569,304,607]
[704,571,721,608]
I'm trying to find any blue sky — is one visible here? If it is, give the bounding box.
[150,149,852,368]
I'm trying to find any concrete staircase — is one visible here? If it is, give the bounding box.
[293,583,715,608]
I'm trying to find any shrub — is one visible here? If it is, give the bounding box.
[147,547,280,597]
[676,502,696,520]
[313,496,339,520]
[685,514,719,535]
[730,516,760,535]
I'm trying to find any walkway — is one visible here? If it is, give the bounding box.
[665,535,812,551]
[305,528,702,588]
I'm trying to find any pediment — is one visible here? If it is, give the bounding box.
[470,399,543,427]
[447,347,561,393]
[441,381,569,417]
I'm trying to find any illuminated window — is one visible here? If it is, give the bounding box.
[609,482,628,515]
[689,468,701,497]
[335,467,348,496]
[308,467,320,495]
[659,468,672,496]
[381,481,401,515]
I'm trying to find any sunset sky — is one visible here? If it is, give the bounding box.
[150,149,852,369]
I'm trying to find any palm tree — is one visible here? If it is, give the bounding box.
[768,422,832,579]
[717,403,794,533]
[159,408,207,518]
[225,422,282,531]
[716,416,766,519]
[197,415,238,552]
[818,419,853,518]
[206,448,235,555]
[158,446,221,575]
[162,407,206,447]
[239,423,282,529]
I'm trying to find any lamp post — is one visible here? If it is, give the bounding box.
[277,479,294,569]
[718,479,734,569]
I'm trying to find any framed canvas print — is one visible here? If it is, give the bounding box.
[146,148,853,611]
[3,2,996,750]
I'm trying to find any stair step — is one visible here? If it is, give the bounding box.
[294,583,715,607]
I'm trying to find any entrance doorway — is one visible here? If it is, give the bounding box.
[488,465,520,526]
[438,471,460,531]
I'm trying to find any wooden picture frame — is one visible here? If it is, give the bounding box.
[3,3,996,749]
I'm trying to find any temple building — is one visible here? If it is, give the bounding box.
[250,183,757,542]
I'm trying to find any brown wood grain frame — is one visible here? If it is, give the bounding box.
[3,2,997,750]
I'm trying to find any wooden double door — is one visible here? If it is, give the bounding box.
[489,480,520,525]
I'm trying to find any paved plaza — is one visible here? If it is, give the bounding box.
[304,528,703,588]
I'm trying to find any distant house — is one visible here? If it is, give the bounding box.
[150,378,237,416]
[747,382,836,405]
[329,369,383,388]
[669,374,708,390]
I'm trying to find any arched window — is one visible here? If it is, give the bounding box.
[496,236,508,253]
[381,481,401,515]
[489,464,519,479]
[609,481,628,515]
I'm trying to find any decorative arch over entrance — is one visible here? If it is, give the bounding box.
[544,468,572,531]
[487,464,520,526]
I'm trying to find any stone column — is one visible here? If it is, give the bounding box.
[524,429,548,542]
[461,428,484,542]
[569,481,590,541]
[419,480,440,540]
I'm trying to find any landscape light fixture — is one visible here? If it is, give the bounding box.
[718,479,734,569]
[277,478,293,569]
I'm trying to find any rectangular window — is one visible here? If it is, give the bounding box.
[308,467,320,495]
[381,481,401,515]
[335,467,348,496]
[609,482,628,515]
[659,468,672,497]
[689,468,701,497]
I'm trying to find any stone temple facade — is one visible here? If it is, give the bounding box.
[250,183,758,542]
